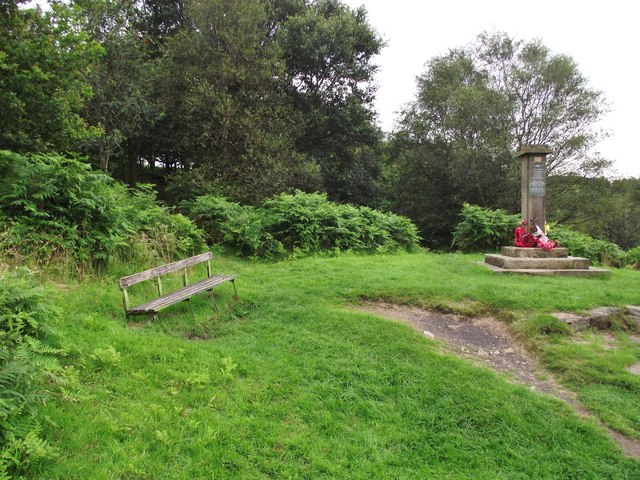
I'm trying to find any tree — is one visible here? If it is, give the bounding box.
[65,0,384,204]
[75,0,184,181]
[385,136,460,248]
[474,32,609,176]
[274,0,384,204]
[401,51,514,207]
[159,0,319,202]
[0,1,101,152]
[390,32,609,246]
[547,176,640,249]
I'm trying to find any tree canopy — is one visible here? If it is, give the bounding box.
[473,32,609,175]
[2,4,636,250]
[388,32,612,247]
[0,1,101,152]
[66,0,384,203]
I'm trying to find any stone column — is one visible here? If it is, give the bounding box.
[516,145,552,231]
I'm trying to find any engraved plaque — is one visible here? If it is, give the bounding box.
[529,163,546,196]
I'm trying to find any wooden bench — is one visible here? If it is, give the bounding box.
[118,252,237,320]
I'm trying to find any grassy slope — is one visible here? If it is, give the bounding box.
[36,252,640,479]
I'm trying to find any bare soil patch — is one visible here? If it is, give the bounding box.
[362,302,577,403]
[360,302,640,458]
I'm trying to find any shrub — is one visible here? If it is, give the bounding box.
[451,203,631,267]
[0,151,204,272]
[451,203,520,252]
[185,191,421,258]
[624,246,640,269]
[184,195,284,258]
[264,192,420,254]
[549,226,626,267]
[0,275,67,477]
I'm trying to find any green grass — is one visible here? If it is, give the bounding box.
[543,333,640,439]
[33,252,640,478]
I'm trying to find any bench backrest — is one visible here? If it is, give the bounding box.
[118,252,213,289]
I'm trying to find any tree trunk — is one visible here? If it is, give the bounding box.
[126,142,138,187]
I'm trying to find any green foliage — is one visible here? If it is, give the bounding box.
[186,195,283,258]
[79,0,165,175]
[185,191,420,258]
[0,150,204,271]
[474,32,609,176]
[547,176,640,249]
[0,275,65,477]
[385,138,471,248]
[550,226,626,267]
[390,32,609,250]
[276,0,385,204]
[515,314,571,340]
[158,0,321,203]
[451,203,519,251]
[264,191,420,254]
[73,0,383,204]
[450,203,633,267]
[401,50,514,203]
[0,2,101,152]
[625,246,640,268]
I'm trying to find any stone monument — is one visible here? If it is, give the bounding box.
[518,145,551,232]
[483,145,610,276]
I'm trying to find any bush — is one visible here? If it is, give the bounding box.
[185,196,283,258]
[451,203,520,252]
[0,275,68,477]
[549,226,626,267]
[450,203,633,267]
[0,151,205,272]
[624,246,640,269]
[185,191,421,258]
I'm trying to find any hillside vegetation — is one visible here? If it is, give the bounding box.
[2,1,640,478]
[22,252,640,479]
[1,149,639,477]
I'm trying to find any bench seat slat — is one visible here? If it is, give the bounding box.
[127,274,235,315]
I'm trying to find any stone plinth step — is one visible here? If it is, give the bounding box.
[482,263,611,277]
[485,254,590,270]
[501,246,569,258]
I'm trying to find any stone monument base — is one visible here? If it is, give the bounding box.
[483,247,610,277]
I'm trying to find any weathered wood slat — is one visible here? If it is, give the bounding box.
[127,275,235,315]
[118,252,213,288]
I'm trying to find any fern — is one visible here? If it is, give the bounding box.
[0,275,67,476]
[185,191,421,258]
[0,150,205,273]
[451,203,520,252]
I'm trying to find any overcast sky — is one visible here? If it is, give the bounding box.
[342,0,639,178]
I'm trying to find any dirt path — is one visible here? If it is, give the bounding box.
[360,302,640,458]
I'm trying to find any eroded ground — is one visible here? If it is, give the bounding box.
[360,302,640,458]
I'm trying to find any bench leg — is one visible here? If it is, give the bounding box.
[231,279,238,302]
[153,313,159,322]
[187,298,196,319]
[208,290,218,313]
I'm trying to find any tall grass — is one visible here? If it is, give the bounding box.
[30,252,640,479]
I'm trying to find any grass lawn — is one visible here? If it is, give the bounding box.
[35,252,640,478]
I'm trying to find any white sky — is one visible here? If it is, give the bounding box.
[342,0,640,178]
